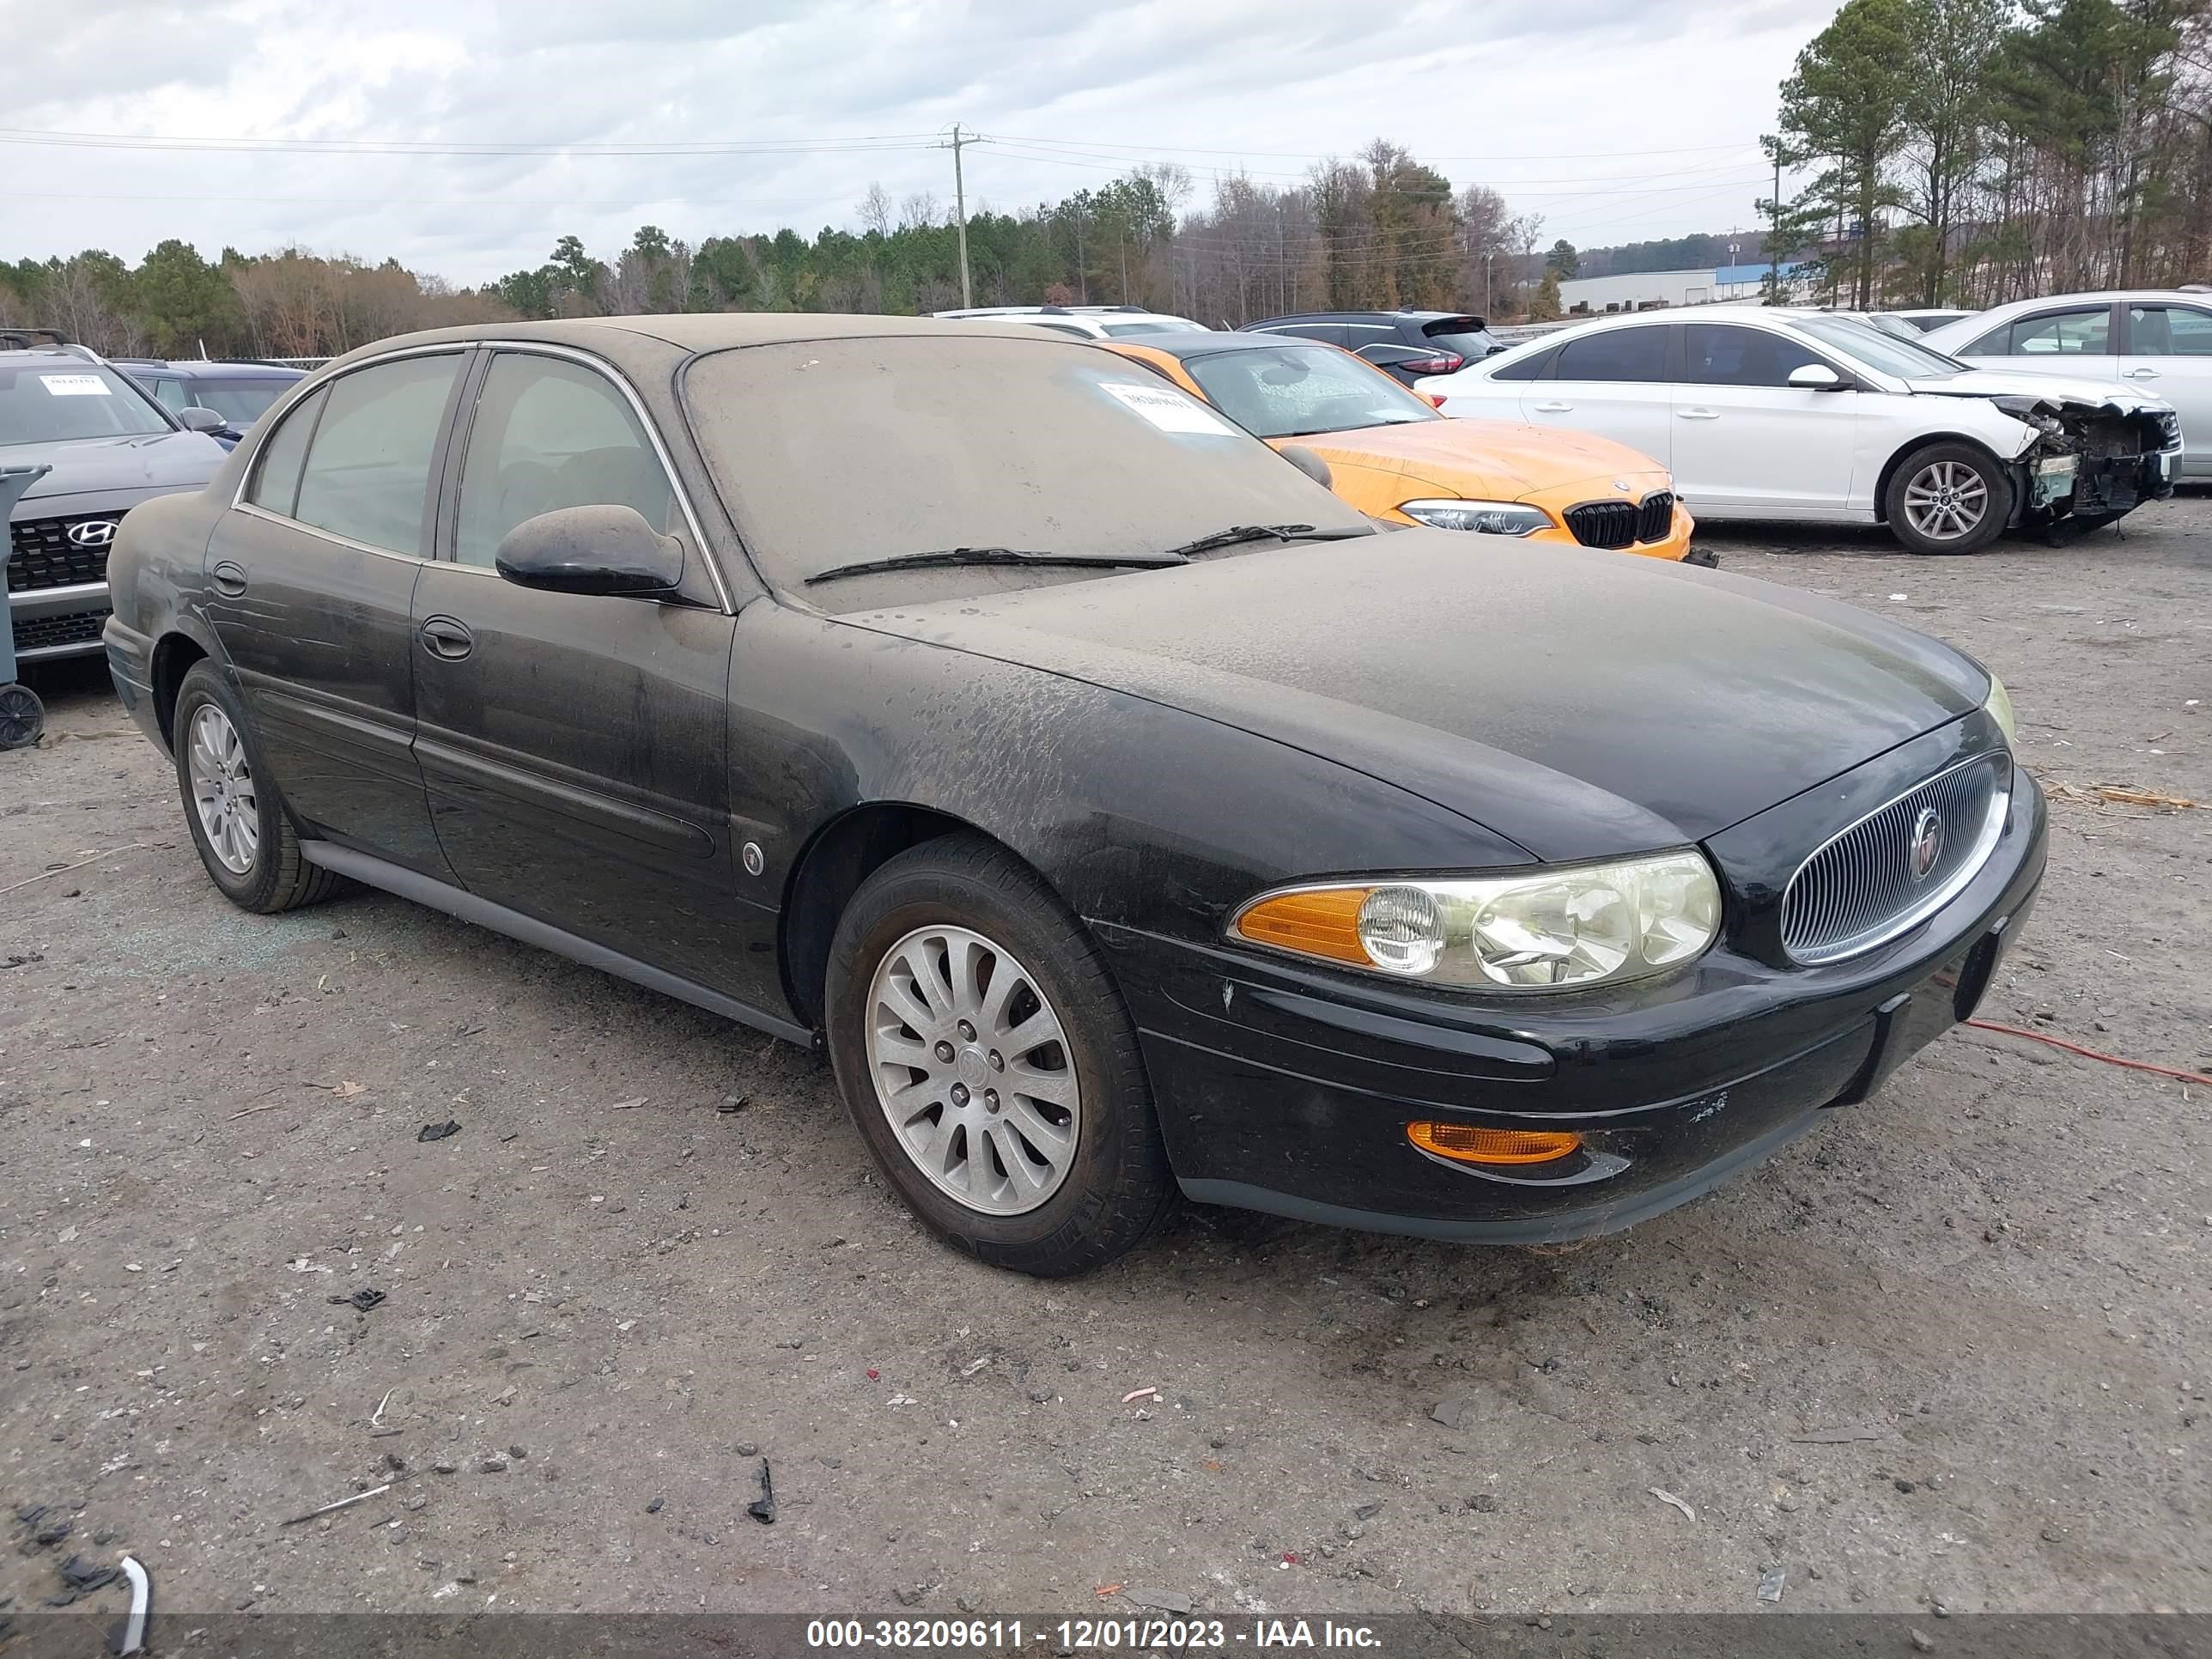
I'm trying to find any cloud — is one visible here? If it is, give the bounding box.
[6,0,1831,283]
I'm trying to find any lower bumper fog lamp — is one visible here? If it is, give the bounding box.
[1407,1121,1581,1166]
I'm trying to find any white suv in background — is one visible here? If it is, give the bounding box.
[1418,307,2180,554]
[1919,292,2210,483]
[933,305,1204,340]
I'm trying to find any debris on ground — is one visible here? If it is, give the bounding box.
[281,1483,392,1526]
[46,1553,118,1604]
[1649,1487,1696,1522]
[609,1097,647,1110]
[118,1555,150,1655]
[718,1095,749,1114]
[329,1289,386,1312]
[1124,1586,1193,1613]
[1911,1630,1936,1653]
[747,1458,776,1524]
[416,1120,460,1142]
[1757,1565,1786,1603]
[1431,1395,1467,1429]
[1094,1583,1124,1597]
[2043,781,2203,811]
[1121,1386,1157,1405]
[646,1498,663,1514]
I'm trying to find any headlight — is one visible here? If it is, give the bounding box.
[1398,498,1552,536]
[1231,851,1723,992]
[1984,672,2017,744]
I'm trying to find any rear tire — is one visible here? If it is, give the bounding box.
[172,660,345,914]
[1885,441,2011,556]
[824,834,1176,1276]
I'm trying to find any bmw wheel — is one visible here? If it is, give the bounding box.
[172,660,344,913]
[825,834,1176,1276]
[1886,442,2011,556]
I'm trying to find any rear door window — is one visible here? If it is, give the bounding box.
[291,354,464,556]
[2127,304,2212,356]
[1488,345,1558,382]
[1553,326,1671,382]
[1262,323,1349,347]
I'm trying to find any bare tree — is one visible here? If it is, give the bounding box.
[859,182,894,238]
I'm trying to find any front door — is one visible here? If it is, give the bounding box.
[409,347,753,994]
[1519,323,1675,468]
[2118,301,2212,480]
[201,350,467,874]
[1673,323,1858,511]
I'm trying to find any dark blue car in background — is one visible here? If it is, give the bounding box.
[113,359,307,449]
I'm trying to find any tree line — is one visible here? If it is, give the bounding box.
[1770,0,2212,307]
[0,137,1577,357]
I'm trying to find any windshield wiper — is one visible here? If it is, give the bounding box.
[1158,523,1370,559]
[805,546,1187,585]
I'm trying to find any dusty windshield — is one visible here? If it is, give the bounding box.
[683,335,1370,607]
[0,362,172,444]
[1184,343,1439,438]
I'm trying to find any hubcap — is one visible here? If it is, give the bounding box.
[864,924,1081,1217]
[1903,460,1990,542]
[186,704,259,875]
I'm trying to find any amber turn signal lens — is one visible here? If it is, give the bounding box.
[1407,1121,1582,1165]
[1232,886,1374,966]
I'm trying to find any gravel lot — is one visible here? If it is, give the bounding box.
[3,500,2207,1625]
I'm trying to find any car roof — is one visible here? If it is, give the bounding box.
[325,313,1085,374]
[1111,329,1352,363]
[146,361,308,379]
[1252,310,1479,324]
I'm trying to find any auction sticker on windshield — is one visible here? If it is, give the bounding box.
[1097,379,1237,437]
[40,375,112,397]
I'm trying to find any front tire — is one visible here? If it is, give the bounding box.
[1886,442,2011,555]
[825,835,1176,1276]
[172,661,344,913]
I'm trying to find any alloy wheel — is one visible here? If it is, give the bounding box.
[864,923,1082,1217]
[187,703,260,875]
[1902,459,1990,542]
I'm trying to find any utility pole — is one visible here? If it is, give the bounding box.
[946,123,976,308]
[1770,154,1782,302]
[1483,250,1494,319]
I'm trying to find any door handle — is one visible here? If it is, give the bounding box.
[2123,367,2160,379]
[420,616,473,660]
[210,560,248,598]
[1677,407,1721,420]
[1532,400,1573,412]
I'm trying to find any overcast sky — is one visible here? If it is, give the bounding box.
[8,0,1833,286]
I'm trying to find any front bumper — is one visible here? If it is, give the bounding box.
[1097,766,2046,1243]
[9,580,111,661]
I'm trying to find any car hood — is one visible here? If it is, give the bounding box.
[1268,417,1667,500]
[0,430,227,507]
[837,532,1986,860]
[1904,368,2172,415]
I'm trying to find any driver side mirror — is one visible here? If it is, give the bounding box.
[495,504,684,597]
[177,405,228,433]
[1788,362,1844,391]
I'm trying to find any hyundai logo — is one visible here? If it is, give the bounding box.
[1908,806,1945,883]
[66,520,118,549]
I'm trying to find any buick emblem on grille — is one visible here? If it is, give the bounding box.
[1908,806,1945,883]
[66,520,118,549]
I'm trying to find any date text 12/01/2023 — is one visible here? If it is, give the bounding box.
[805,1618,1384,1650]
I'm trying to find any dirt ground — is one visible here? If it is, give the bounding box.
[2,499,2208,1626]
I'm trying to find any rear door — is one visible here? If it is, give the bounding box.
[2117,301,2212,480]
[1521,324,1675,466]
[409,345,756,994]
[202,349,467,874]
[1673,323,1858,511]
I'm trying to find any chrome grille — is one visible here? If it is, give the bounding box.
[1780,752,2010,964]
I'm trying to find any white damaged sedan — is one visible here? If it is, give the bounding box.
[1420,307,2181,554]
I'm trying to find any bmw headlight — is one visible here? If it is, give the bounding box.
[1399,498,1552,537]
[1984,672,2017,744]
[1231,852,1723,992]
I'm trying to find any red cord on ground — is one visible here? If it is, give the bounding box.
[1964,1019,2212,1087]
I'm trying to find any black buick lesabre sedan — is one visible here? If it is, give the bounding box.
[103,316,2045,1276]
